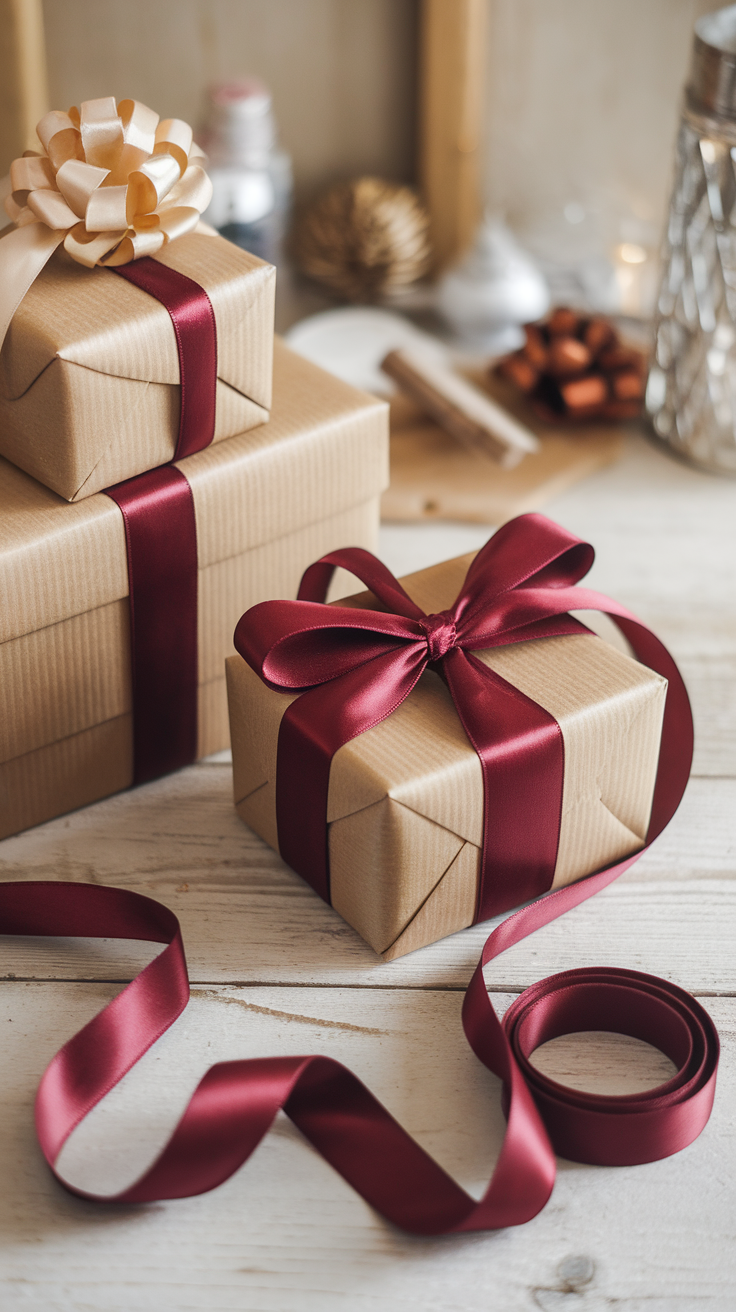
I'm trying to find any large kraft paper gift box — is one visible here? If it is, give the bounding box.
[226,548,667,961]
[0,341,388,840]
[0,231,274,501]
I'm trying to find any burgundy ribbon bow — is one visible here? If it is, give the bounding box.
[235,513,693,921]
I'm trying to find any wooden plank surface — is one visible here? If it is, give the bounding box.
[1,428,735,1308]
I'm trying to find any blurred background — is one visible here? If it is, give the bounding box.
[21,0,723,264]
[4,0,736,482]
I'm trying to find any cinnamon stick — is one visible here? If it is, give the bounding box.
[381,348,539,468]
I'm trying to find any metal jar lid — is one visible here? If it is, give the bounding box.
[687,5,736,119]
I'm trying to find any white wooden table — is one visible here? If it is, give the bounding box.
[1,430,735,1311]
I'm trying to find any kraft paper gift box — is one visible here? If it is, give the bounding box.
[226,552,668,960]
[0,230,275,501]
[0,341,388,840]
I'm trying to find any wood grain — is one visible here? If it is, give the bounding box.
[0,0,48,173]
[419,0,487,270]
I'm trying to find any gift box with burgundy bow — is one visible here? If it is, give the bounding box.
[0,342,388,840]
[226,516,670,959]
[0,99,274,501]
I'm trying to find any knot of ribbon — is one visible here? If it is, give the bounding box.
[418,610,457,661]
[0,97,213,352]
[235,513,693,921]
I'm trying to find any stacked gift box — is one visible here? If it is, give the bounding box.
[0,226,389,839]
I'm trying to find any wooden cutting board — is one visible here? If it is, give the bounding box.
[381,372,628,524]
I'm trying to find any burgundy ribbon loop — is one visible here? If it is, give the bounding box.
[234,513,693,918]
[0,868,717,1232]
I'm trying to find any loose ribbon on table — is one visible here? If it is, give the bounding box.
[0,96,214,352]
[234,513,693,921]
[0,866,718,1232]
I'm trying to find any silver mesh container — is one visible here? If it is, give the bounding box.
[648,5,736,474]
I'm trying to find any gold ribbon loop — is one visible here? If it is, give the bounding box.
[9,155,54,195]
[55,159,109,218]
[86,183,129,233]
[127,152,181,218]
[154,118,193,174]
[64,224,127,267]
[0,96,214,353]
[160,164,212,216]
[119,99,159,153]
[26,188,78,229]
[79,97,125,171]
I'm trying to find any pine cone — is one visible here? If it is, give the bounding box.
[293,177,431,303]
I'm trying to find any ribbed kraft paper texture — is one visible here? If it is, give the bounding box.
[227,554,667,959]
[0,342,389,647]
[0,231,276,500]
[0,346,389,840]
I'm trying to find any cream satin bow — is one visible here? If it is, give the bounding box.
[0,97,213,352]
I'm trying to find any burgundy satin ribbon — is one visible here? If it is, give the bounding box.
[106,466,198,784]
[103,255,218,782]
[112,257,217,461]
[0,864,718,1231]
[234,514,693,920]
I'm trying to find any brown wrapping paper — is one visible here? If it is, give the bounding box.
[0,231,275,501]
[227,553,667,960]
[0,341,389,839]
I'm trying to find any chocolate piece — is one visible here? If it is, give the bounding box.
[498,352,539,392]
[598,345,646,373]
[548,307,581,336]
[522,323,548,371]
[547,337,592,378]
[561,376,608,411]
[584,318,616,356]
[611,370,645,400]
[495,307,648,424]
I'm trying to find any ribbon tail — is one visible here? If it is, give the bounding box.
[0,222,65,353]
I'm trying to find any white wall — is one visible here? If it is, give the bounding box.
[484,0,724,251]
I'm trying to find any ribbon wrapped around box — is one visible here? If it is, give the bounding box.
[0,98,275,501]
[0,341,388,840]
[227,516,678,958]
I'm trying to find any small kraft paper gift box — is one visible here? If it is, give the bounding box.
[0,97,274,502]
[226,516,669,960]
[0,232,275,501]
[0,341,388,840]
